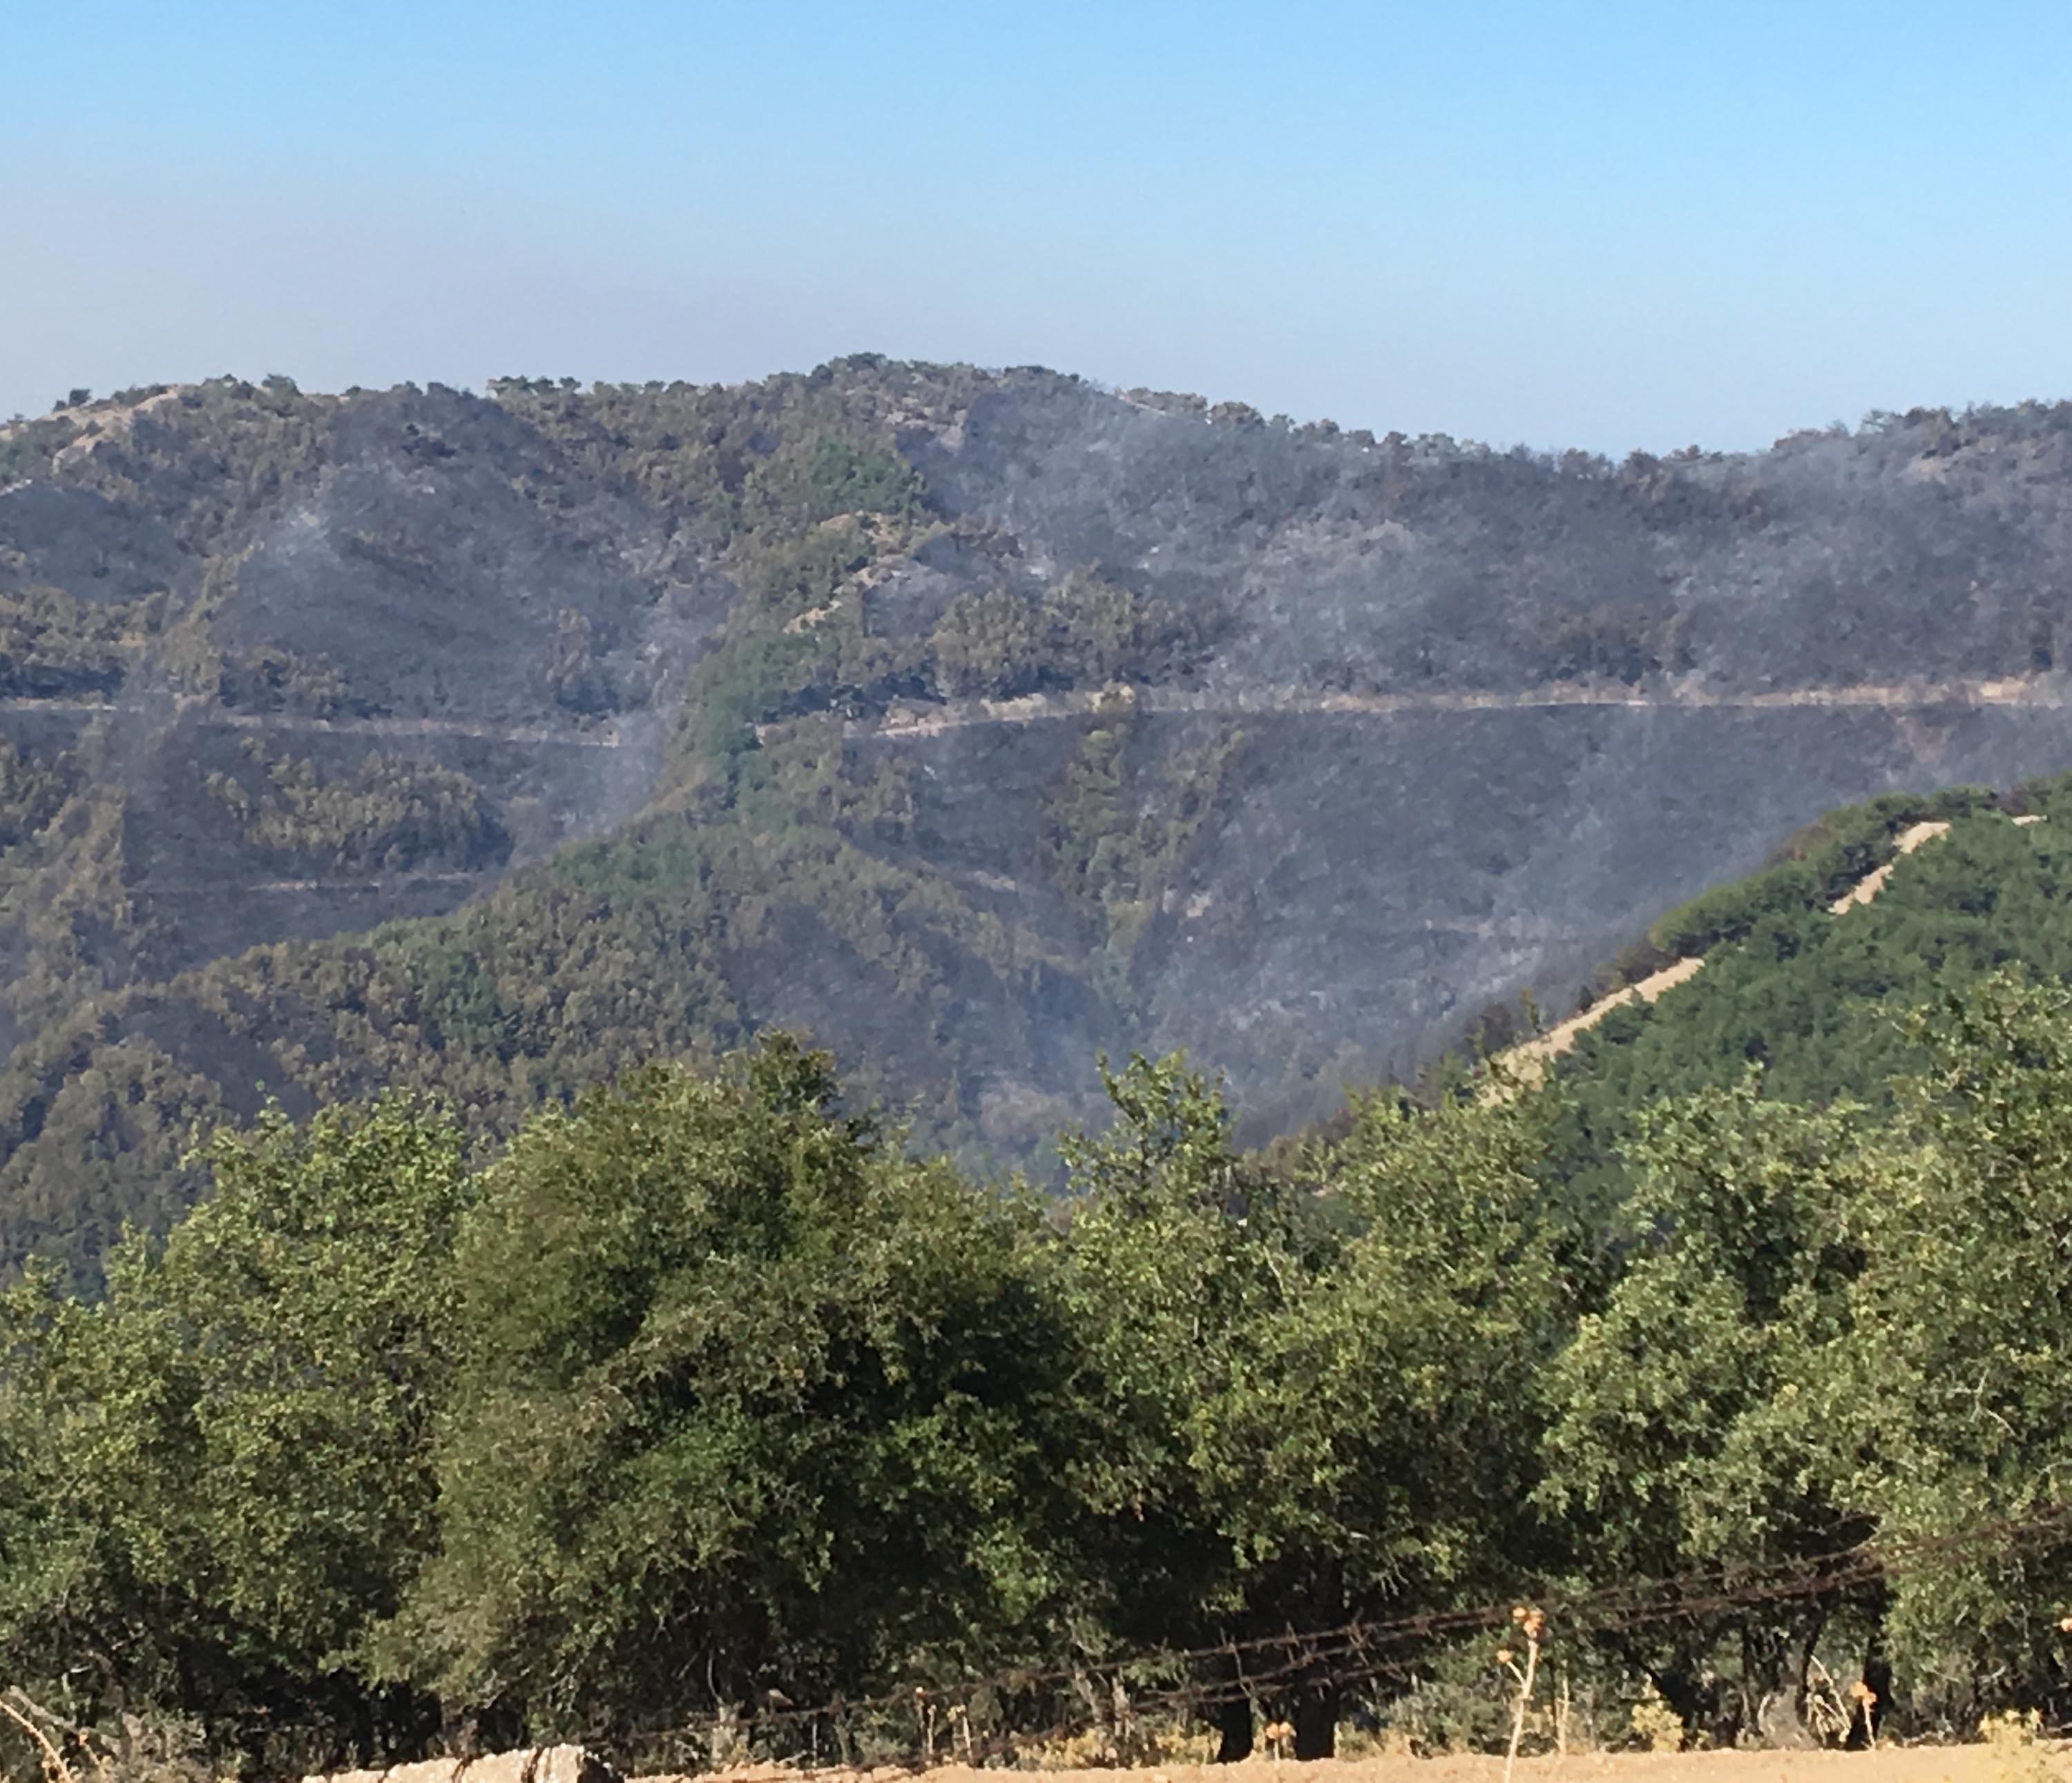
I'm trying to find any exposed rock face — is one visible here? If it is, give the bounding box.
[9,365,2072,1268]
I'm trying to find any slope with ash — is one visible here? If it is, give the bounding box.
[10,366,2072,1273]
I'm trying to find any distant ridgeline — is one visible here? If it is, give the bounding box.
[9,366,2072,1277]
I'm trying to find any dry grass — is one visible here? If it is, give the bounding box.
[688,1749,2071,1783]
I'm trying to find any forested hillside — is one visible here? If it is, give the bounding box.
[12,365,2072,1277]
[12,536,2072,1767]
[1504,775,2072,1214]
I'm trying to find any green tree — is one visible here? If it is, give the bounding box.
[1041,571,1193,685]
[1056,1061,1562,1758]
[1537,1079,1873,1743]
[390,1038,1079,1748]
[742,433,923,530]
[1054,1053,1312,1750]
[1846,974,2072,1724]
[930,591,1046,698]
[1322,1085,1568,1603]
[0,1096,470,1767]
[1285,1085,1568,1749]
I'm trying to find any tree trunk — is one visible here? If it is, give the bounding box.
[1849,1637,1892,1750]
[1291,1681,1338,1760]
[1649,1659,1707,1748]
[1749,1610,1826,1749]
[1212,1695,1254,1763]
[1288,1552,1343,1759]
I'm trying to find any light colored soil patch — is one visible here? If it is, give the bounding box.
[687,1746,2060,1782]
[47,385,192,473]
[1498,957,1705,1090]
[1828,821,1951,913]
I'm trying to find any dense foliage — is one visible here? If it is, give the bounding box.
[1544,782,2072,1214]
[19,935,2072,1771]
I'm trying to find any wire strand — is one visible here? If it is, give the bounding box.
[618,1500,2072,1767]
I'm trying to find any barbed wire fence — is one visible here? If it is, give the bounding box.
[619,1505,2072,1773]
[8,1507,2069,1780]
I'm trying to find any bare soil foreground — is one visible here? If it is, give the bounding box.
[676,1755,2071,1783]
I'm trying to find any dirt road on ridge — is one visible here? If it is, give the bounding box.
[827,675,2072,742]
[1486,816,2022,1091]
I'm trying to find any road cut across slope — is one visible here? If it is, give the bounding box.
[1497,957,1706,1089]
[0,695,623,749]
[821,674,2072,743]
[1827,820,1952,912]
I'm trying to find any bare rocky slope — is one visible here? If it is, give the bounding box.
[7,363,2072,1273]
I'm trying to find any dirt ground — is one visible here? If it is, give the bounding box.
[687,1751,2069,1783]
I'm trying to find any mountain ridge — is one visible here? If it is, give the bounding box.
[10,361,2072,1275]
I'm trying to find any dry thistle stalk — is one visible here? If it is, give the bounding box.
[1499,1605,1545,1783]
[0,1697,75,1783]
[1849,1678,1879,1750]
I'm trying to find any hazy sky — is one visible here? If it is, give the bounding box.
[6,0,2071,453]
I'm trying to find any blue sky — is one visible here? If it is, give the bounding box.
[4,0,2070,451]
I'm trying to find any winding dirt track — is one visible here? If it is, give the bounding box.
[1825,821,1952,913]
[1488,817,2033,1091]
[0,696,622,747]
[1499,958,1707,1087]
[833,675,2072,741]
